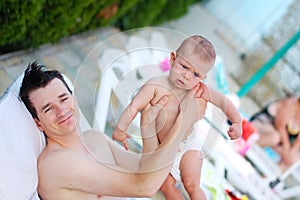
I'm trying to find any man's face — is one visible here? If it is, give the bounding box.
[29,78,80,137]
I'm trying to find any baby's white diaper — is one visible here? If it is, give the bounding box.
[170,129,203,182]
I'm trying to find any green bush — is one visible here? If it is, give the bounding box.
[0,0,200,54]
[0,0,44,52]
[155,0,198,23]
[115,0,168,30]
[22,1,93,47]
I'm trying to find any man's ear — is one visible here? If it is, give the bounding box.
[34,118,44,132]
[170,52,176,65]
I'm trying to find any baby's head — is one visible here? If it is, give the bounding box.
[168,35,216,90]
[175,35,216,77]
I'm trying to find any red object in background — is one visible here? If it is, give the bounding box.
[225,189,242,200]
[235,119,260,156]
[242,119,258,142]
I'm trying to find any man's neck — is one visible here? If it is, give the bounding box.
[46,131,87,152]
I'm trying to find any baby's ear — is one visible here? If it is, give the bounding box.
[169,52,176,65]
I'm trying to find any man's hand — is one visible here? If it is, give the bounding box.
[112,126,131,150]
[194,82,205,98]
[180,86,207,129]
[141,96,168,129]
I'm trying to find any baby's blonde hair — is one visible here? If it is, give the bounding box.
[176,35,216,69]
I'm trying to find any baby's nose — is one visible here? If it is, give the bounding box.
[183,71,191,79]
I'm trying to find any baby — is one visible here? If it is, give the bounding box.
[113,35,242,199]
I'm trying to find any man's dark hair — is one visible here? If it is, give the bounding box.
[19,61,72,120]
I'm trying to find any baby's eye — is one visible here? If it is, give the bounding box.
[182,65,188,69]
[194,72,200,78]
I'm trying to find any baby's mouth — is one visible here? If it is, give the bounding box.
[178,79,185,86]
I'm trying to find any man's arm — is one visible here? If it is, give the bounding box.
[138,90,207,171]
[47,89,206,198]
[139,96,163,154]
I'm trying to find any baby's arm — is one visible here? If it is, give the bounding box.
[112,84,156,150]
[200,83,242,140]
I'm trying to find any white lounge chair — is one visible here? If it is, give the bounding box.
[0,74,44,199]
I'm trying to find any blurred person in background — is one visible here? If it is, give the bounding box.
[250,96,300,170]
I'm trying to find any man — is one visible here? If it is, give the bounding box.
[19,62,207,199]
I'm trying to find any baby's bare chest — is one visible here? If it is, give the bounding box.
[156,93,185,142]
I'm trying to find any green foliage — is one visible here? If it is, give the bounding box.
[0,0,200,54]
[155,0,199,24]
[0,0,44,50]
[69,0,111,33]
[20,0,93,48]
[115,0,168,30]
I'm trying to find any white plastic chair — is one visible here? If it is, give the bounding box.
[149,31,170,65]
[125,35,153,69]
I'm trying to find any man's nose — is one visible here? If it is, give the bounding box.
[55,105,67,117]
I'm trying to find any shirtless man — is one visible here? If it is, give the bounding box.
[19,62,207,199]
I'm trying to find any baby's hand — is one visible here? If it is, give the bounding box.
[227,122,242,140]
[112,126,131,150]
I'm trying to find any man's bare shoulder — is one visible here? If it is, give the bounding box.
[37,145,87,195]
[37,143,103,199]
[38,145,80,171]
[38,131,110,168]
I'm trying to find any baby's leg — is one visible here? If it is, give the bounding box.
[160,174,184,200]
[180,150,207,200]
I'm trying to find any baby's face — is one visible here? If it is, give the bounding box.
[169,54,208,90]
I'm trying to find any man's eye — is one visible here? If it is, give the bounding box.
[44,108,51,113]
[62,97,69,102]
